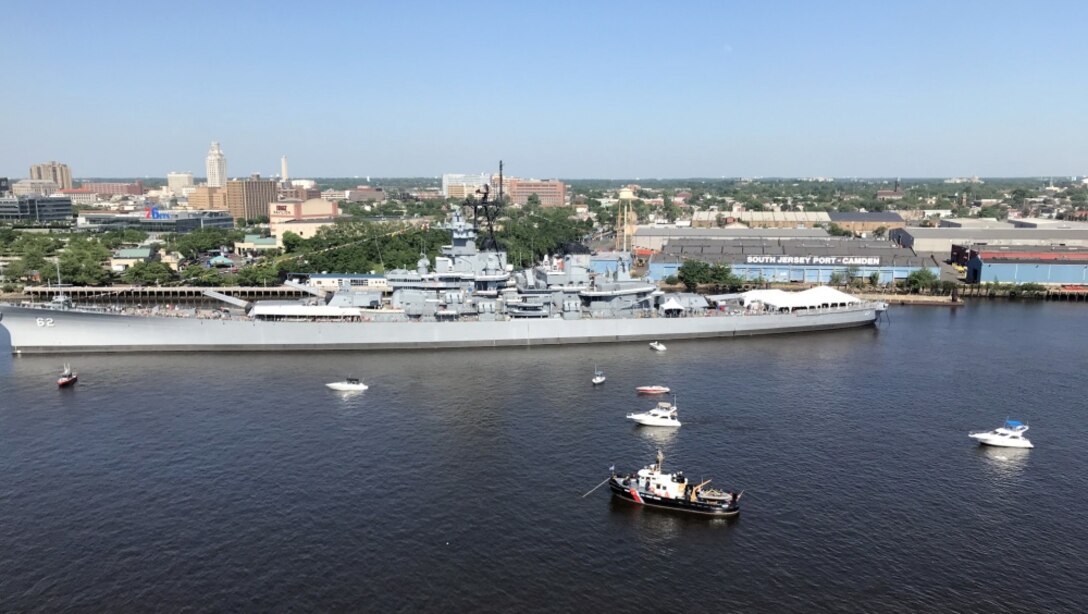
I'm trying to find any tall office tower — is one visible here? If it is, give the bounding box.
[226,173,278,221]
[167,172,195,194]
[281,155,289,183]
[29,161,73,190]
[206,142,227,187]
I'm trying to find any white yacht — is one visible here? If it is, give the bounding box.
[969,419,1033,448]
[591,366,606,385]
[326,377,369,392]
[649,341,667,352]
[627,401,681,427]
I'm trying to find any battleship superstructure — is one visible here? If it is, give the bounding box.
[0,199,886,354]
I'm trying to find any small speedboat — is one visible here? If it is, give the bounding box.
[608,449,741,517]
[969,419,1033,448]
[57,363,78,388]
[649,341,667,352]
[592,367,606,385]
[326,377,369,392]
[627,401,681,427]
[635,385,670,395]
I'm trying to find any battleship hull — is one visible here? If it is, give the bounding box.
[0,304,881,354]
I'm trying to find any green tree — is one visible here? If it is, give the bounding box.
[235,262,281,286]
[59,237,112,286]
[977,205,1007,220]
[526,193,541,207]
[99,229,150,249]
[829,271,845,286]
[122,260,175,285]
[1016,282,1046,298]
[827,223,854,237]
[677,259,711,292]
[662,202,681,223]
[905,268,939,293]
[281,231,303,254]
[169,228,243,259]
[0,227,19,249]
[868,271,881,287]
[873,226,888,239]
[181,266,234,286]
[708,263,740,291]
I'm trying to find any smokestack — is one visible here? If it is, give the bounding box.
[281,155,288,183]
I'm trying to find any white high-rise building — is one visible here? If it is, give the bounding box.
[281,155,289,183]
[205,142,227,188]
[167,171,194,194]
[441,172,491,198]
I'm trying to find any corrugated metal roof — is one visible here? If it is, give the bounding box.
[634,227,829,238]
[828,212,905,222]
[115,248,153,258]
[896,228,1088,240]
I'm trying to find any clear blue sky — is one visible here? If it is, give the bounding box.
[2,0,1085,179]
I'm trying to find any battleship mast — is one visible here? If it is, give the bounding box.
[462,160,504,251]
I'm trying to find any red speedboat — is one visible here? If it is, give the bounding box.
[57,364,78,388]
[635,385,670,395]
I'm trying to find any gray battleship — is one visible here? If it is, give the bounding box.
[0,209,885,354]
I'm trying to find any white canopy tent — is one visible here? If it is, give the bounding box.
[729,286,863,311]
[660,297,686,311]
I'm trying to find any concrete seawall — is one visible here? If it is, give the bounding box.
[853,293,961,307]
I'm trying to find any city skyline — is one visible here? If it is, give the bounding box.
[2,0,1087,179]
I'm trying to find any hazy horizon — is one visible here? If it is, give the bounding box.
[39,175,1076,184]
[2,1,1086,179]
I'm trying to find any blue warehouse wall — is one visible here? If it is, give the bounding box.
[646,261,938,284]
[978,263,1088,284]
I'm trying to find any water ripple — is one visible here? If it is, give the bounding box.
[1,302,1086,611]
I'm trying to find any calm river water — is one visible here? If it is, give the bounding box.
[1,302,1086,612]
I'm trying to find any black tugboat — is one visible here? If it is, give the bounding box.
[608,450,741,517]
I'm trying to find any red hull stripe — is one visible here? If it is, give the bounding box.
[629,487,642,504]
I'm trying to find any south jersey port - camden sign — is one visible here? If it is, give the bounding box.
[744,255,881,266]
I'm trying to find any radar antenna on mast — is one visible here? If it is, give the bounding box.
[461,160,504,251]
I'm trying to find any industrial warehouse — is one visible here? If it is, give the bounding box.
[645,236,938,284]
[966,247,1088,284]
[891,225,1088,284]
[633,220,1088,287]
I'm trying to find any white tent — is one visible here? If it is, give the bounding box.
[660,297,685,311]
[738,286,861,311]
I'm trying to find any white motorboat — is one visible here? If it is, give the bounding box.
[649,341,667,352]
[635,385,670,395]
[969,419,1033,449]
[326,377,369,392]
[627,401,682,427]
[592,366,606,385]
